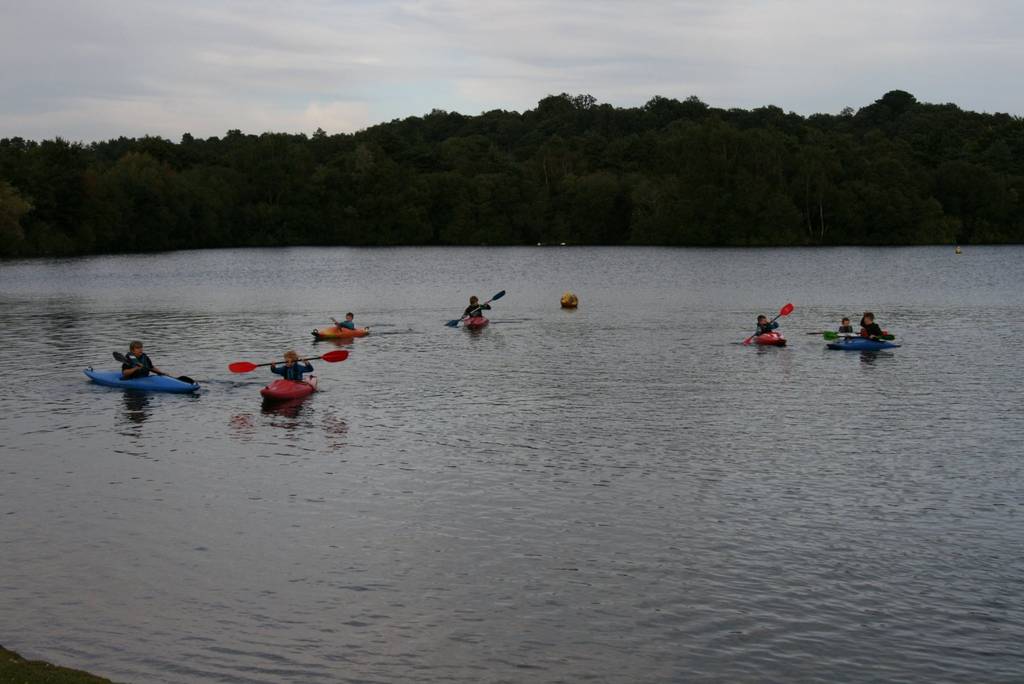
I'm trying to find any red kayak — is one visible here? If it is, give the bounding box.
[464,316,489,330]
[260,375,318,401]
[753,332,786,347]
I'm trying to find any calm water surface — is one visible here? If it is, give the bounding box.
[1,246,1023,683]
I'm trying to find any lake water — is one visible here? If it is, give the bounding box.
[1,246,1023,683]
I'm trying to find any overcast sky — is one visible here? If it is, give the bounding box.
[1,0,1022,141]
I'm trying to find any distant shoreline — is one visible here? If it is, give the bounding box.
[0,241,996,264]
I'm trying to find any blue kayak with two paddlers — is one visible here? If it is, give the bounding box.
[826,336,901,351]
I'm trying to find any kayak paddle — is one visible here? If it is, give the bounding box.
[228,349,349,374]
[742,303,794,345]
[446,290,506,327]
[113,351,196,385]
[822,331,895,341]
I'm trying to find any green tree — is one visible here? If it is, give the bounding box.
[0,180,32,256]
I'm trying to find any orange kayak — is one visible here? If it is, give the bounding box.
[312,325,369,340]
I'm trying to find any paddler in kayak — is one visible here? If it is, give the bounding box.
[121,341,164,379]
[859,312,885,339]
[270,351,313,381]
[334,312,369,332]
[838,317,854,334]
[754,314,779,336]
[464,296,491,319]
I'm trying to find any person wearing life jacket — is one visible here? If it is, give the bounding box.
[121,341,164,379]
[859,312,885,340]
[755,314,779,336]
[838,317,854,334]
[270,350,314,381]
[338,312,366,330]
[464,296,491,319]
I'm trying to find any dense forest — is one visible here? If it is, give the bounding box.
[1,90,1022,257]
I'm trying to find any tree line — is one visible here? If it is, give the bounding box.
[1,90,1022,258]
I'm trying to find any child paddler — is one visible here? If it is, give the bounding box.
[464,296,491,319]
[754,314,779,336]
[859,312,885,339]
[337,312,358,330]
[121,341,164,379]
[270,351,314,381]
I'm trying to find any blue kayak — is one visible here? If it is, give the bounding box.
[827,337,900,351]
[84,368,200,393]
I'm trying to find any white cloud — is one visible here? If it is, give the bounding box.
[1,0,1023,141]
[300,101,373,133]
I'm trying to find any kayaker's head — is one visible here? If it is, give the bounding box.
[129,340,144,354]
[345,312,354,321]
[841,317,850,326]
[283,350,299,365]
[862,312,875,324]
[469,296,479,305]
[756,315,767,324]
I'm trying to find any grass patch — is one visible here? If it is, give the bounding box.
[0,645,115,683]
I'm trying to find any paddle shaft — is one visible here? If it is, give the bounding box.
[228,350,348,373]
[113,352,195,384]
[252,357,315,370]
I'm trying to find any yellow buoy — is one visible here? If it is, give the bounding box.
[560,292,579,308]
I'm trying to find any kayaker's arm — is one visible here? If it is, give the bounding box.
[122,360,157,377]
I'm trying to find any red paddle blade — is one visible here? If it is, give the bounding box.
[779,303,795,316]
[321,350,350,362]
[228,361,257,373]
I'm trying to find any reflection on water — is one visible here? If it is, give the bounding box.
[260,396,311,420]
[229,397,348,445]
[753,343,788,355]
[227,412,255,440]
[321,414,349,441]
[827,349,900,365]
[122,391,151,423]
[311,336,354,348]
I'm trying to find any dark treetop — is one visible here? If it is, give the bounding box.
[2,90,1022,257]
